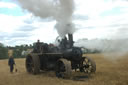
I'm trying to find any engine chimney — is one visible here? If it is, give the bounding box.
[68,33,73,48]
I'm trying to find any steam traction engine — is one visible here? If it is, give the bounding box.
[25,34,96,78]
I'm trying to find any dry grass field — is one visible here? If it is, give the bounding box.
[0,54,128,85]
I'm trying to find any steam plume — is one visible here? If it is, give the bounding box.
[18,0,75,37]
[75,36,128,60]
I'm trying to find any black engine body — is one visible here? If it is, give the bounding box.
[32,34,83,70]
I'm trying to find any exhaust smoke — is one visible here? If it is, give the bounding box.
[75,37,128,60]
[18,0,75,37]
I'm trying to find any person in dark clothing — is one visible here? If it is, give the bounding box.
[8,56,15,73]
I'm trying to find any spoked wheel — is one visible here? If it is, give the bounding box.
[26,54,40,74]
[55,58,71,78]
[81,56,96,74]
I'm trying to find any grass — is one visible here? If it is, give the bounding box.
[0,53,128,85]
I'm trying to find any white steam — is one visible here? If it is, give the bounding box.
[75,38,128,60]
[18,0,75,37]
[75,26,128,60]
[54,0,75,37]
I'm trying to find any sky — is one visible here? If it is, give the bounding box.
[0,0,128,46]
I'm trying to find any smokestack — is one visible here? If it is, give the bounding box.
[68,33,73,48]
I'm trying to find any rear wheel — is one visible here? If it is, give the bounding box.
[55,58,71,78]
[26,54,40,74]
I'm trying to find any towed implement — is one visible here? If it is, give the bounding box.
[25,34,96,78]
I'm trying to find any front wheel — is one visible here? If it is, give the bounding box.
[80,56,96,73]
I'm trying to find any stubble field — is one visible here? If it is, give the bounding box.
[0,54,128,85]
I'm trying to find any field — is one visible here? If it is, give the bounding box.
[0,54,128,85]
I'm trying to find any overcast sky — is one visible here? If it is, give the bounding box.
[0,0,128,46]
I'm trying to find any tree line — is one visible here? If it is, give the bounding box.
[0,43,33,59]
[0,42,101,59]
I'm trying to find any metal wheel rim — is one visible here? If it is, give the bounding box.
[83,58,93,73]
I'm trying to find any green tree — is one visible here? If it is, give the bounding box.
[0,43,8,59]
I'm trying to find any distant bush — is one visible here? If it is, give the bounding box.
[0,43,8,59]
[0,43,33,59]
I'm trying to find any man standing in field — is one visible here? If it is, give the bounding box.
[8,56,15,73]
